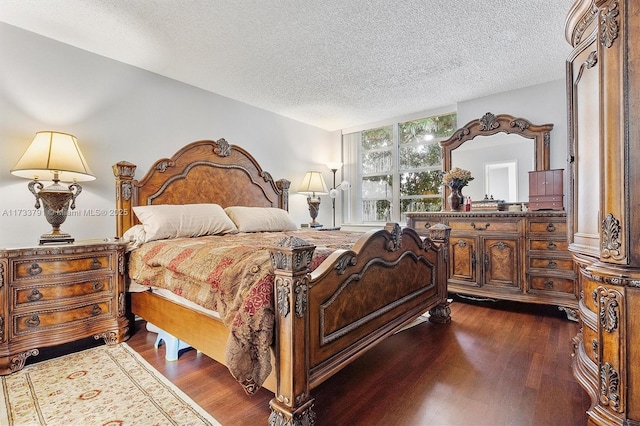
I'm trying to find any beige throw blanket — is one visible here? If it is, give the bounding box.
[128,230,362,393]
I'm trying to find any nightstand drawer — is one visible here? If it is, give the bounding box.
[13,277,113,307]
[13,300,113,335]
[12,253,113,281]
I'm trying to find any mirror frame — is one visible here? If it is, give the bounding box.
[440,112,553,207]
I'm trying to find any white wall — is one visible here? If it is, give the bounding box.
[457,79,568,189]
[0,23,341,245]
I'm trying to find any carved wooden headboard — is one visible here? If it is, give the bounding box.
[112,139,290,237]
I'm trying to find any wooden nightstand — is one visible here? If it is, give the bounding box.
[0,240,130,374]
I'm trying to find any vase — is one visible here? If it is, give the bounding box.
[448,187,464,211]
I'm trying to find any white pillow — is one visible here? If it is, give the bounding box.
[133,203,238,242]
[122,224,147,250]
[224,206,297,232]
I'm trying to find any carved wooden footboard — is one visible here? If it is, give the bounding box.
[268,223,450,425]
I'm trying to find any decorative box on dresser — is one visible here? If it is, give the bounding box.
[406,211,578,318]
[0,240,130,374]
[566,0,640,425]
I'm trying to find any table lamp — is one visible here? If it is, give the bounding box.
[11,131,95,244]
[298,171,328,228]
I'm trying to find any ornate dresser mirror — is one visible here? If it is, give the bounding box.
[440,112,553,206]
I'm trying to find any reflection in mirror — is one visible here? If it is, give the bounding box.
[452,133,535,202]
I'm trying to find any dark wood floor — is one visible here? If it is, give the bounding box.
[122,296,591,426]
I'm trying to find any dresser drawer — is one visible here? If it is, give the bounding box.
[12,300,113,335]
[528,220,567,234]
[529,257,575,271]
[13,277,113,308]
[448,219,520,232]
[408,218,445,235]
[529,195,563,203]
[12,253,113,281]
[582,323,599,364]
[529,239,569,252]
[529,276,576,294]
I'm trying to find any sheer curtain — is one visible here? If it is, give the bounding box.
[341,131,361,224]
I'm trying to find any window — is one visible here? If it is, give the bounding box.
[342,112,457,224]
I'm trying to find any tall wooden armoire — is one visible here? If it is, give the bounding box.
[566,1,640,425]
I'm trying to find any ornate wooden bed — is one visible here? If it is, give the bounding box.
[112,139,451,425]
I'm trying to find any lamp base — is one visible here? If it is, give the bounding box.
[40,232,74,245]
[309,222,323,228]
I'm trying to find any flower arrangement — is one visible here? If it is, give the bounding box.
[442,167,474,189]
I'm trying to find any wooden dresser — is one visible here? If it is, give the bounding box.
[566,1,640,424]
[0,240,130,374]
[406,211,578,318]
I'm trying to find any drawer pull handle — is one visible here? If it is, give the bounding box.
[547,260,558,269]
[90,258,102,269]
[471,222,490,231]
[92,281,105,292]
[27,263,42,276]
[25,315,40,328]
[547,241,557,250]
[90,304,102,316]
[544,280,554,289]
[546,223,556,232]
[422,222,432,229]
[27,289,44,302]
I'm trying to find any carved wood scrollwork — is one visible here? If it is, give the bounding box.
[601,213,622,259]
[600,362,621,412]
[268,403,316,426]
[593,286,620,333]
[335,254,356,275]
[276,276,291,318]
[154,159,174,172]
[479,112,499,131]
[0,262,4,289]
[600,0,619,48]
[121,181,132,201]
[294,277,308,318]
[385,223,402,252]
[10,349,39,372]
[271,236,315,272]
[214,138,231,157]
[94,331,118,345]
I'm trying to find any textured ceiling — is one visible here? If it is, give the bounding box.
[0,1,573,131]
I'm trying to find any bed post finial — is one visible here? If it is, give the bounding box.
[276,179,291,211]
[113,161,136,238]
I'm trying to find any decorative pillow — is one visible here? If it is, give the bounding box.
[132,203,238,242]
[224,206,298,232]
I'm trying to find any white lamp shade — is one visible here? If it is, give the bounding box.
[326,162,343,171]
[11,131,95,182]
[298,171,328,195]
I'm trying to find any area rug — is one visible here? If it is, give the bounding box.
[0,343,220,426]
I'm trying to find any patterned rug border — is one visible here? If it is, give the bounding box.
[0,342,221,426]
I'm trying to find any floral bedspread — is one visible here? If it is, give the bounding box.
[127,230,362,393]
